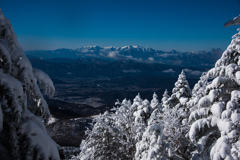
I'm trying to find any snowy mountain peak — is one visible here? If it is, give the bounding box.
[133,45,140,48]
[120,46,130,50]
[76,45,147,51]
[104,46,114,49]
[83,45,101,49]
[119,45,143,50]
[26,45,223,67]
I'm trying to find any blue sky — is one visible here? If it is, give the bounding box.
[1,0,240,51]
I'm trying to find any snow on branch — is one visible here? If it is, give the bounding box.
[0,9,60,159]
[33,68,55,98]
[0,43,11,74]
[0,71,26,123]
[19,110,60,160]
[189,118,210,142]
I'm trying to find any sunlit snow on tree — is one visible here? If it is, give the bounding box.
[74,13,240,160]
[187,26,240,160]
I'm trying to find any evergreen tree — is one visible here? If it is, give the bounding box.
[76,98,136,160]
[161,89,170,105]
[164,71,191,123]
[150,92,161,111]
[187,25,240,160]
[0,9,60,159]
[135,103,172,160]
[135,124,169,160]
[187,72,208,113]
[158,72,192,159]
[161,89,170,112]
[112,98,136,159]
[159,103,188,159]
[76,111,121,160]
[131,93,143,113]
[133,99,152,124]
[131,94,147,142]
[170,70,191,107]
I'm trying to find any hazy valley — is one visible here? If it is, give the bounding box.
[27,47,213,148]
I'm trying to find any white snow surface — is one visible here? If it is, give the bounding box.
[33,68,55,98]
[234,71,240,84]
[188,108,209,123]
[231,140,240,160]
[217,119,233,135]
[230,90,240,101]
[221,110,231,119]
[47,116,58,125]
[198,96,211,109]
[189,118,210,142]
[230,111,240,123]
[210,136,233,159]
[211,102,225,118]
[179,97,188,105]
[19,118,60,160]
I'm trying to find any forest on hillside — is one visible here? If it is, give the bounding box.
[0,8,240,160]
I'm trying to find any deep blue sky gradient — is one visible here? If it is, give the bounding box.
[1,0,240,51]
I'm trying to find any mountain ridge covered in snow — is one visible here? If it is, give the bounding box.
[26,45,223,67]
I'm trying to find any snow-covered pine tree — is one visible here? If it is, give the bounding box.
[150,92,161,111]
[135,124,169,160]
[169,71,192,124]
[113,94,161,160]
[135,98,172,160]
[76,98,138,160]
[134,99,152,124]
[187,72,208,113]
[131,93,147,142]
[112,98,136,159]
[187,23,240,160]
[169,70,191,108]
[161,89,170,105]
[131,93,143,113]
[159,102,190,159]
[161,89,170,113]
[75,111,122,160]
[134,92,160,126]
[77,93,161,160]
[0,9,60,159]
[147,92,163,128]
[157,72,191,159]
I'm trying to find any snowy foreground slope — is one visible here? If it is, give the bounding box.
[0,9,61,159]
[73,23,240,160]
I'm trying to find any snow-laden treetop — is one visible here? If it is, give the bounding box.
[224,15,240,27]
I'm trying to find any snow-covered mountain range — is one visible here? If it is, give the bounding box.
[26,46,223,67]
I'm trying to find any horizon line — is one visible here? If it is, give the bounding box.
[24,45,224,53]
